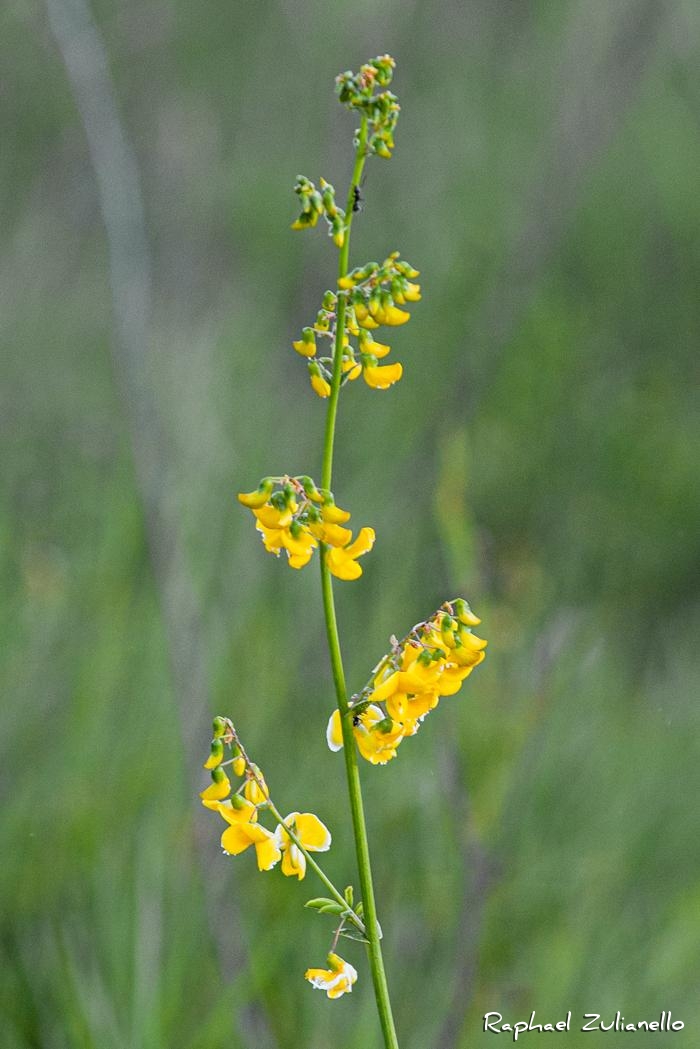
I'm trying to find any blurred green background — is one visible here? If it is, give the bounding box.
[3,1,699,1046]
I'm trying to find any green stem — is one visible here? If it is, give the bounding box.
[319,116,400,1049]
[320,117,368,494]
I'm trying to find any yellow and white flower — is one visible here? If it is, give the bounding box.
[305,953,358,999]
[275,812,331,879]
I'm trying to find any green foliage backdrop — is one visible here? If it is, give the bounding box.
[2,1,699,1046]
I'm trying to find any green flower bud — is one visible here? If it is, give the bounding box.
[305,896,338,911]
[212,715,227,738]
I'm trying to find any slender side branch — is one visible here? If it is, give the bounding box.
[232,729,366,936]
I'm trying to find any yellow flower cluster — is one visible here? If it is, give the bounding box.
[327,599,487,764]
[237,475,375,580]
[292,253,420,397]
[305,953,358,999]
[200,717,331,877]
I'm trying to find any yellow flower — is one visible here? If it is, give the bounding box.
[369,340,391,358]
[244,766,269,805]
[310,371,331,398]
[282,525,317,568]
[254,517,318,569]
[326,705,403,764]
[353,705,403,764]
[202,796,258,823]
[275,812,331,879]
[199,768,231,802]
[221,821,281,871]
[237,484,273,509]
[326,527,375,580]
[374,304,410,326]
[321,502,351,524]
[393,281,421,304]
[305,954,358,999]
[293,328,317,357]
[386,689,439,723]
[363,362,403,390]
[342,356,362,381]
[353,303,380,329]
[253,503,294,529]
[203,738,224,769]
[308,520,353,547]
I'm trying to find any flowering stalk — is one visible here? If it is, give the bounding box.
[318,114,400,1049]
[216,54,487,1045]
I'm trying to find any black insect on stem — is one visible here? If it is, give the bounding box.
[352,184,363,213]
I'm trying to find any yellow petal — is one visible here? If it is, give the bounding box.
[363,363,403,390]
[237,488,271,509]
[199,771,231,802]
[205,798,258,824]
[326,710,344,751]
[254,831,282,871]
[282,528,317,558]
[327,552,363,581]
[254,504,293,529]
[281,841,307,879]
[310,373,331,398]
[377,305,410,326]
[309,521,353,547]
[255,521,284,554]
[294,813,331,852]
[221,823,255,856]
[344,527,375,559]
[287,548,315,569]
[222,822,281,870]
[370,341,391,359]
[368,670,400,704]
[321,503,351,524]
[293,339,316,358]
[244,774,269,805]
